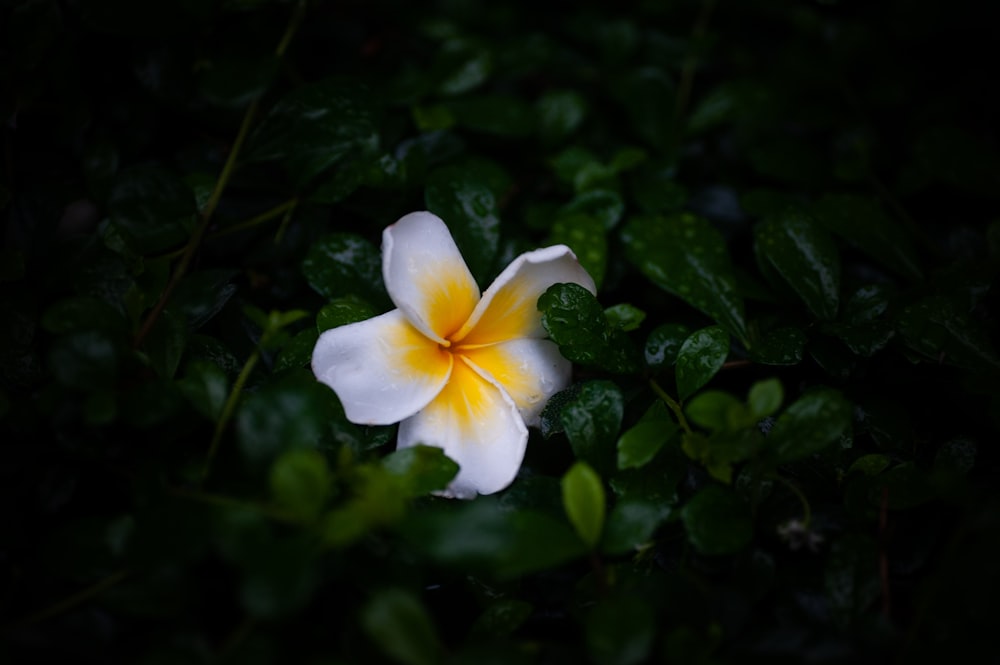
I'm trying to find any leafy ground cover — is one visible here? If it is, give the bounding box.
[2,0,998,663]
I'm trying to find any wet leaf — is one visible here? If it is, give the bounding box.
[675,326,729,400]
[622,213,748,345]
[755,210,840,320]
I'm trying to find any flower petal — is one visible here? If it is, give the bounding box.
[383,211,480,343]
[397,356,528,498]
[312,309,452,425]
[461,339,571,426]
[453,245,596,347]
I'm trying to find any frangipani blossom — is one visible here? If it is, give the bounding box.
[312,211,595,498]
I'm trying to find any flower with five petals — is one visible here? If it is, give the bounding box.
[311,211,595,498]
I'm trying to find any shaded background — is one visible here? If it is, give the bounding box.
[2,0,999,663]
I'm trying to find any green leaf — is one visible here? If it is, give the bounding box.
[879,461,935,510]
[629,160,687,213]
[559,189,626,231]
[847,454,891,477]
[434,40,492,96]
[381,445,460,497]
[585,595,655,665]
[611,66,675,150]
[562,461,606,548]
[361,588,443,665]
[685,391,749,432]
[269,448,332,520]
[538,282,606,364]
[825,534,879,628]
[548,214,607,288]
[601,500,671,555]
[538,283,639,373]
[198,53,278,108]
[748,326,806,366]
[604,303,646,331]
[237,370,336,466]
[610,440,686,504]
[301,233,386,306]
[536,89,588,143]
[644,323,691,370]
[469,599,534,639]
[425,165,501,283]
[617,401,677,470]
[400,501,586,578]
[41,296,126,335]
[681,484,753,555]
[755,210,841,320]
[747,378,783,419]
[446,94,534,137]
[247,79,378,186]
[316,297,376,332]
[108,164,195,255]
[538,383,581,438]
[622,213,748,345]
[274,328,319,372]
[145,309,187,379]
[897,295,1000,372]
[675,326,729,400]
[768,388,852,464]
[561,380,624,475]
[814,195,921,280]
[48,330,120,392]
[177,359,229,421]
[170,270,239,331]
[824,284,895,357]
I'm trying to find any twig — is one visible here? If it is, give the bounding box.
[3,569,131,631]
[649,378,692,434]
[202,349,260,486]
[133,1,308,348]
[674,0,719,133]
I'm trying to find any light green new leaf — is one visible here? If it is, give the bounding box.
[617,401,677,469]
[562,461,606,549]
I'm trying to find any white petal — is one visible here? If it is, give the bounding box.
[382,211,480,344]
[453,245,596,347]
[397,356,528,498]
[461,339,571,426]
[312,309,452,425]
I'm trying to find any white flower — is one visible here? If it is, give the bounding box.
[311,211,596,498]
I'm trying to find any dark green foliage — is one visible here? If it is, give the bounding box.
[3,1,999,663]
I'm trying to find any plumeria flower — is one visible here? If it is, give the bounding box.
[312,211,595,498]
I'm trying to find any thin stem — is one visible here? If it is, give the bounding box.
[134,100,261,349]
[220,615,258,657]
[202,349,260,485]
[272,197,299,245]
[674,0,719,133]
[589,551,610,598]
[133,2,308,348]
[275,1,307,58]
[722,359,752,370]
[649,378,692,434]
[154,198,301,262]
[774,475,812,527]
[4,569,131,631]
[170,484,302,525]
[213,198,300,242]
